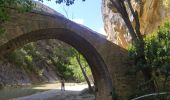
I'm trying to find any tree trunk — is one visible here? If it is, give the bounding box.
[128,1,156,92]
[75,54,93,93]
[110,0,156,92]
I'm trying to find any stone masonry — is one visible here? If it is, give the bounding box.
[0,2,138,100]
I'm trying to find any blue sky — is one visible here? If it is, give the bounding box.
[39,0,106,35]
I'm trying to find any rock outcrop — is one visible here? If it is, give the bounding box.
[0,40,65,86]
[0,62,30,86]
[102,0,170,48]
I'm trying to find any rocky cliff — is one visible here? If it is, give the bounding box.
[102,0,170,48]
[0,40,69,86]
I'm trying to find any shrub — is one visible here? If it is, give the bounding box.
[128,22,170,95]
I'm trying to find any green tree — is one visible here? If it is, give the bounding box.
[69,49,93,92]
[38,0,85,6]
[49,44,92,84]
[109,0,156,92]
[0,0,33,22]
[129,22,170,95]
[49,46,74,80]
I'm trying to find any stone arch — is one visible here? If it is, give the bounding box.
[0,28,113,100]
[0,4,139,99]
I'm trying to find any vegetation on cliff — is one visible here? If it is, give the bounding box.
[0,0,33,35]
[5,40,92,83]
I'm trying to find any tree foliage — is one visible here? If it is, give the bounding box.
[0,0,33,22]
[129,22,170,73]
[0,0,34,35]
[68,50,92,82]
[38,0,85,6]
[6,41,92,82]
[109,0,157,92]
[51,46,92,82]
[128,22,170,94]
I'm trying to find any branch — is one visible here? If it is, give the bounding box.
[127,0,143,41]
[110,0,138,42]
[75,54,93,93]
[110,0,123,13]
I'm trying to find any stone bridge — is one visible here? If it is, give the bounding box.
[0,3,137,100]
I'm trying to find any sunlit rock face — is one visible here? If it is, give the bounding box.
[102,0,170,48]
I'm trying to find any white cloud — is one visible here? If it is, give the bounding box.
[99,27,107,36]
[72,18,84,25]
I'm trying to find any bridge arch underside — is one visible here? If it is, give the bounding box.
[0,28,112,100]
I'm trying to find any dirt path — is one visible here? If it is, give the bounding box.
[11,83,95,100]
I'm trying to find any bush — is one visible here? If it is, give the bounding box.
[128,22,170,72]
[6,49,26,67]
[128,22,170,96]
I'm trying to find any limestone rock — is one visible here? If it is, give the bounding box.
[102,0,170,48]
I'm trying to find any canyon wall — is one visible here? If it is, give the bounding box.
[102,0,170,48]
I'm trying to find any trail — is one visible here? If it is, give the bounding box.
[11,83,95,100]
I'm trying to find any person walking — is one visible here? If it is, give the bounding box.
[61,78,65,91]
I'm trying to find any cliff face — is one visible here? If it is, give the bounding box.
[102,0,170,48]
[0,40,69,86]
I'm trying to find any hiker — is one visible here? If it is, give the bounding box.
[61,78,65,91]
